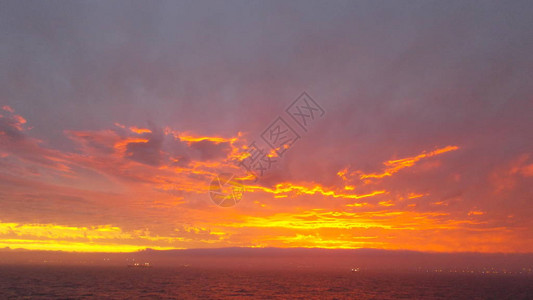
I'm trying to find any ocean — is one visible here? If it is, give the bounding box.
[0,266,531,299]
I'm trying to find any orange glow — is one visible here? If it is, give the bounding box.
[114,137,149,152]
[468,211,485,216]
[13,115,26,125]
[176,132,237,144]
[247,182,386,199]
[408,193,426,199]
[2,105,14,113]
[522,164,533,177]
[2,0,532,258]
[1,110,530,254]
[379,200,394,206]
[0,222,180,252]
[337,168,349,180]
[359,145,459,179]
[346,202,368,207]
[129,126,152,134]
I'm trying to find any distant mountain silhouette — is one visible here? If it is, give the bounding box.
[1,247,532,272]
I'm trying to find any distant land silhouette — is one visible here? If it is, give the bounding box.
[1,247,532,273]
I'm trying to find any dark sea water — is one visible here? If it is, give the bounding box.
[0,266,531,299]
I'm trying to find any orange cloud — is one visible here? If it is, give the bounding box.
[491,154,533,192]
[129,126,152,134]
[468,211,485,216]
[357,145,459,180]
[2,105,14,113]
[198,207,527,252]
[0,222,195,252]
[247,182,386,200]
[408,192,427,199]
[1,110,530,253]
[378,200,394,207]
[348,146,459,179]
[114,137,149,152]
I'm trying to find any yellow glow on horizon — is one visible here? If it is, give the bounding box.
[0,222,184,252]
[269,234,384,249]
[0,240,175,253]
[0,223,128,239]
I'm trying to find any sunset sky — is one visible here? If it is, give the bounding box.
[1,1,532,253]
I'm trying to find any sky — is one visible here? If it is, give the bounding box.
[0,0,532,253]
